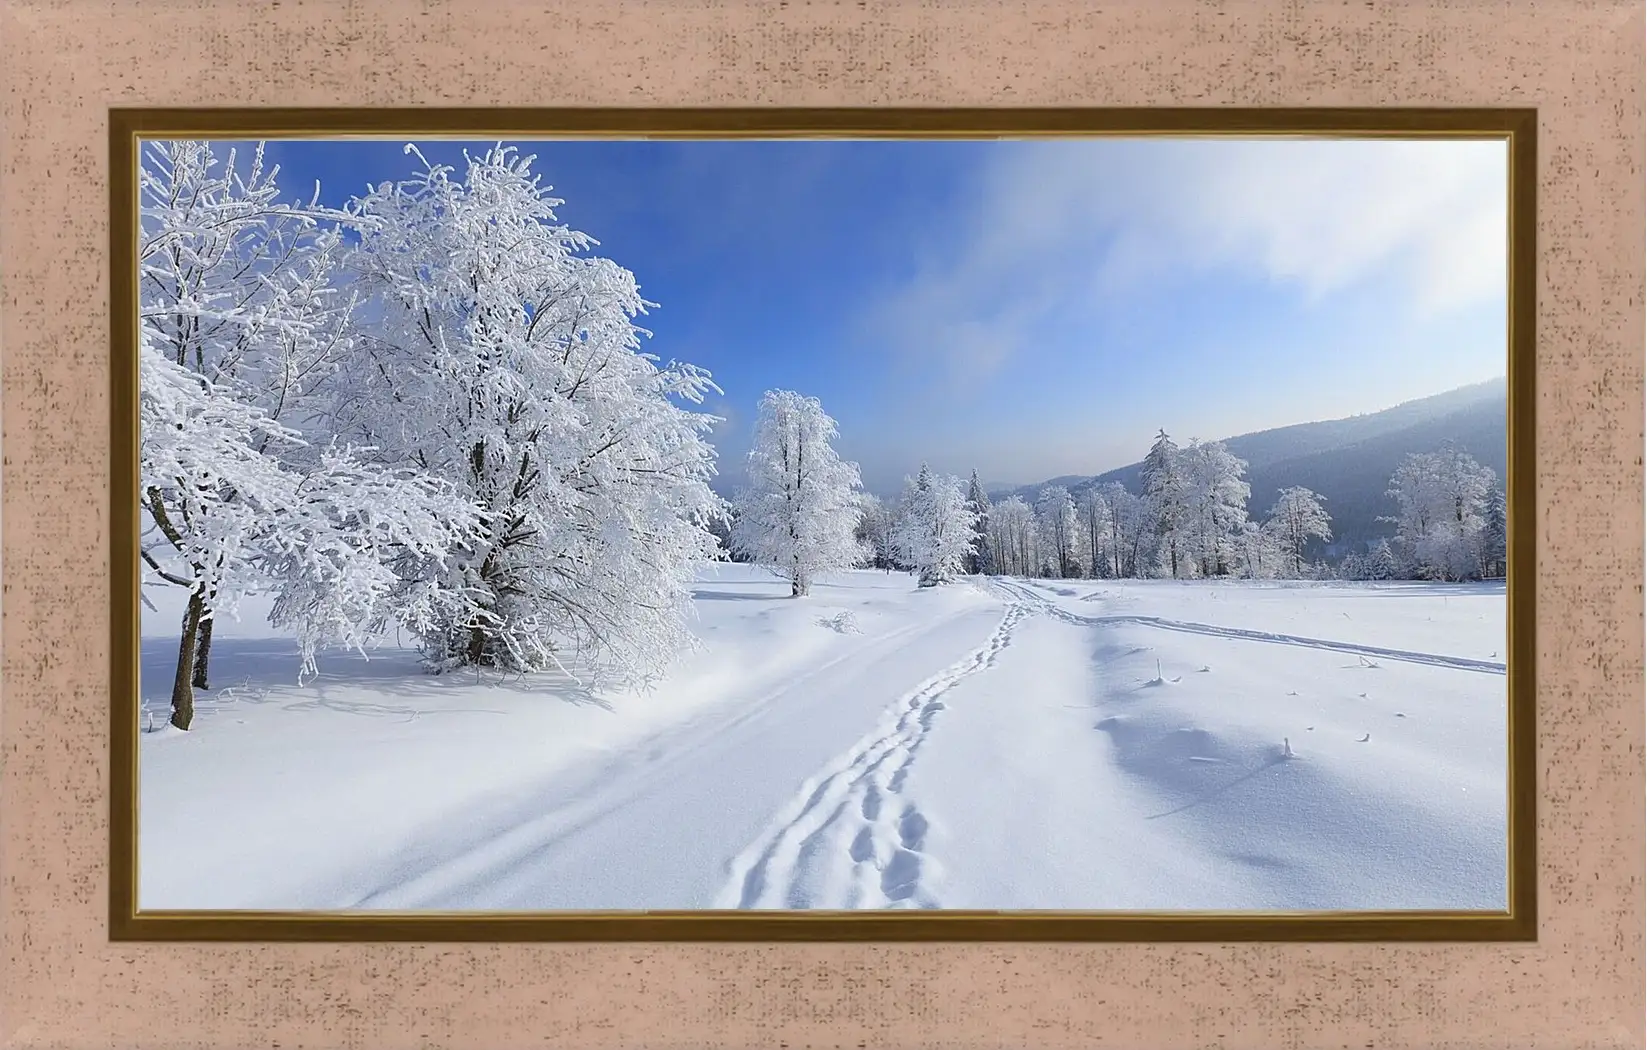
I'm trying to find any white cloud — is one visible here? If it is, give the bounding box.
[1082,138,1507,307]
[865,137,1508,387]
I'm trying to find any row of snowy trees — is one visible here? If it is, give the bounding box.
[140,141,725,729]
[970,433,1505,585]
[730,420,1334,590]
[718,400,1509,596]
[956,431,1339,584]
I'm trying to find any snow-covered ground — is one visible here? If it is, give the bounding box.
[137,565,1508,911]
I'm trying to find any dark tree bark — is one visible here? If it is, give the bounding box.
[192,615,214,690]
[171,591,205,730]
[789,423,806,598]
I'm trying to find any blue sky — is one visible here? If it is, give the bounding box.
[212,136,1508,496]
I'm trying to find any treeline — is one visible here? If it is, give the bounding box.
[723,427,1508,588]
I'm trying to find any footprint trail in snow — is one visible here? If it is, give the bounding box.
[715,597,1032,909]
[716,575,1500,911]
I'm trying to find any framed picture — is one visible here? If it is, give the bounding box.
[110,107,1536,942]
[4,2,1640,1048]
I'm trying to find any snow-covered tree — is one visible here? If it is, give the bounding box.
[705,504,738,561]
[138,140,473,730]
[338,144,724,682]
[1099,481,1148,579]
[1181,439,1251,578]
[730,390,864,596]
[894,465,979,587]
[988,494,1036,577]
[1078,485,1112,579]
[855,494,898,572]
[1036,485,1080,579]
[890,473,924,576]
[965,470,994,575]
[1386,452,1451,553]
[1365,538,1400,581]
[1383,446,1497,581]
[1231,519,1284,580]
[1337,549,1368,581]
[1141,430,1190,578]
[1267,486,1333,578]
[1480,488,1508,579]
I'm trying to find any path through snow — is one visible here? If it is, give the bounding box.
[717,598,1033,909]
[138,566,1508,911]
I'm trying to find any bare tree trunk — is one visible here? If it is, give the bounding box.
[192,615,214,690]
[782,424,805,597]
[170,591,205,730]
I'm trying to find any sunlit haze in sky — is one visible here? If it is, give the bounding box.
[232,136,1509,495]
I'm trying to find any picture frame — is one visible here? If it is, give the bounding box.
[108,105,1539,944]
[4,2,1640,1047]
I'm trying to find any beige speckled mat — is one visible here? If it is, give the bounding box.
[2,2,1641,1047]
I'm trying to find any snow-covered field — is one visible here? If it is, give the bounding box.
[138,565,1508,912]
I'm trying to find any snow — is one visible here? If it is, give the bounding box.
[138,566,1507,912]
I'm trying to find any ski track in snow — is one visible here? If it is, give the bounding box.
[716,597,1034,910]
[993,578,1504,675]
[342,607,980,910]
[717,573,1501,910]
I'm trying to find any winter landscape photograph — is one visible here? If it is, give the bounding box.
[134,134,1513,914]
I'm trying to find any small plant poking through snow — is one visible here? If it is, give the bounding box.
[1143,659,1183,687]
[816,611,861,634]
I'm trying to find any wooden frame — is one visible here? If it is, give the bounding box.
[109,106,1538,943]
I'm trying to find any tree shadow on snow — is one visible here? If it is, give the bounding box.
[690,588,789,602]
[139,635,615,725]
[1308,581,1507,599]
[1092,714,1296,821]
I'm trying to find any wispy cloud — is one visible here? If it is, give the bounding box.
[862,138,1508,391]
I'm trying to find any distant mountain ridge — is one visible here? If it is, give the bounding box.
[992,378,1509,556]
